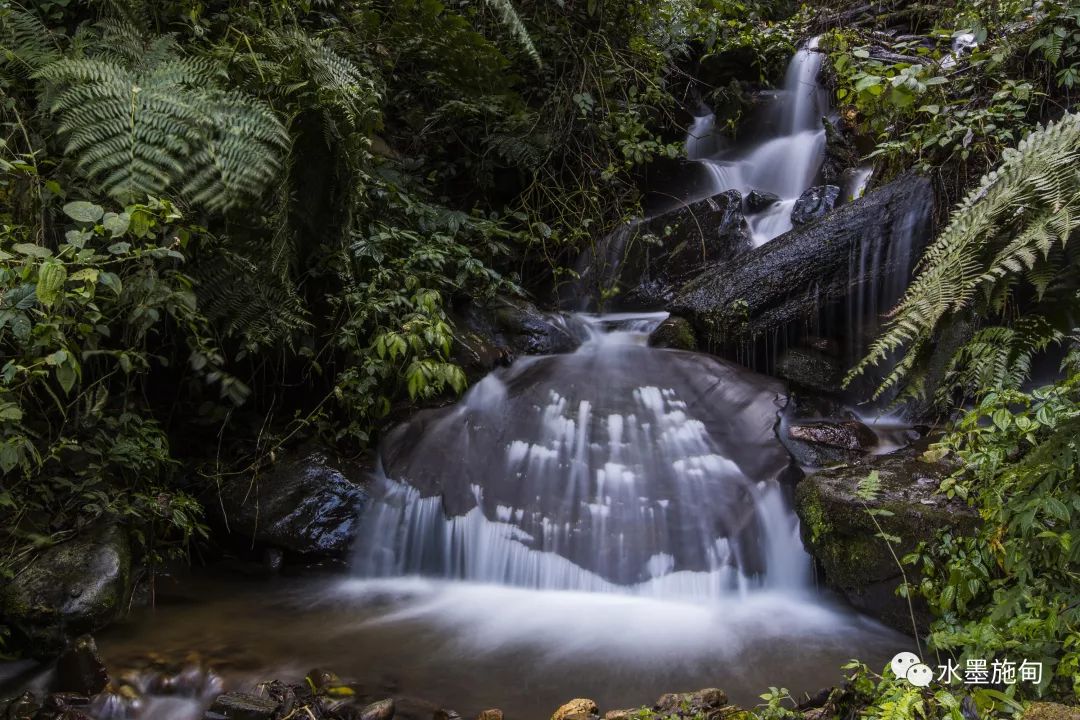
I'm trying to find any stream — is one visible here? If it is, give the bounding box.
[5,39,915,720]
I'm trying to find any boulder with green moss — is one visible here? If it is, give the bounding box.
[794,449,978,634]
[0,526,131,656]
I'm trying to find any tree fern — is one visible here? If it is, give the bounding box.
[850,112,1080,398]
[36,25,289,211]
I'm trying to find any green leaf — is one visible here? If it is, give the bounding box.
[107,242,132,255]
[35,260,68,308]
[63,201,104,224]
[11,243,52,258]
[56,362,76,394]
[102,212,131,237]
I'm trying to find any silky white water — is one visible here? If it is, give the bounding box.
[689,38,828,246]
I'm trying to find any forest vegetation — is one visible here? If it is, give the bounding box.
[1,0,1079,717]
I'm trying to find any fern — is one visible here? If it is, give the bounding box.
[850,112,1080,398]
[0,7,60,77]
[940,318,1066,403]
[481,0,541,68]
[36,25,289,211]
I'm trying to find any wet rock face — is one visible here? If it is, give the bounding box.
[206,692,280,720]
[775,347,845,395]
[791,185,840,226]
[599,191,754,308]
[794,449,979,633]
[0,527,131,656]
[210,446,371,559]
[668,174,934,360]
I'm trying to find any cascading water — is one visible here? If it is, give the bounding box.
[690,38,828,246]
[354,313,809,595]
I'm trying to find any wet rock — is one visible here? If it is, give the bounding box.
[647,190,752,276]
[1023,703,1080,720]
[360,699,396,720]
[261,548,284,574]
[0,526,131,656]
[747,190,781,213]
[456,295,578,374]
[2,691,38,720]
[669,174,934,359]
[476,710,504,720]
[434,710,462,720]
[206,692,279,720]
[794,449,979,633]
[552,699,599,720]
[654,688,728,716]
[619,191,753,307]
[54,636,109,696]
[791,185,840,227]
[209,446,371,559]
[648,316,697,350]
[775,347,845,395]
[38,693,93,720]
[783,421,878,468]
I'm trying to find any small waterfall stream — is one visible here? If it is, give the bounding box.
[689,38,828,246]
[354,313,810,595]
[59,38,910,720]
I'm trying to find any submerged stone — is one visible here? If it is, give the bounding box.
[205,692,279,720]
[359,699,395,720]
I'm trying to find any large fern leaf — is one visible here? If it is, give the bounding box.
[850,112,1080,398]
[36,26,289,212]
[481,0,541,68]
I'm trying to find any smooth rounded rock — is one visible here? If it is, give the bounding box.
[552,699,599,720]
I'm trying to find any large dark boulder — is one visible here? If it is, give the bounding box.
[0,527,131,656]
[794,449,978,634]
[668,174,933,359]
[210,447,371,559]
[783,420,878,468]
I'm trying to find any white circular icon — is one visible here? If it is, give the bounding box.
[890,651,921,679]
[907,663,933,687]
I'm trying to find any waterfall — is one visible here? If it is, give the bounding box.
[693,37,828,246]
[352,313,812,597]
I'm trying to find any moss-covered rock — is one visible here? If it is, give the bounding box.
[648,316,697,350]
[794,449,978,634]
[0,526,131,656]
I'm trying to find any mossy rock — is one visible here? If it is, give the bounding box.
[1023,703,1080,720]
[794,449,978,634]
[0,526,131,656]
[648,316,697,350]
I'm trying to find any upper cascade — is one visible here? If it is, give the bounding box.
[688,37,829,246]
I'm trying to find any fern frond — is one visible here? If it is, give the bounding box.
[850,112,1080,398]
[481,0,541,68]
[0,8,61,77]
[36,25,288,211]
